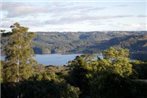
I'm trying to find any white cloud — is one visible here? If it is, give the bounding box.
[0,1,147,31]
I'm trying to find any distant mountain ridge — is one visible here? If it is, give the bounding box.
[33,31,147,53]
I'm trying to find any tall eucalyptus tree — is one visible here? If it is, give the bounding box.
[3,23,36,82]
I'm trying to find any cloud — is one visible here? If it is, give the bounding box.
[1,1,146,31]
[1,2,107,18]
[44,15,137,25]
[1,2,49,18]
[137,15,147,18]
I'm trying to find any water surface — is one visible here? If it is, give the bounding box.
[35,54,81,65]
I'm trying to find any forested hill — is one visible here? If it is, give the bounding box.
[1,31,147,60]
[33,31,147,53]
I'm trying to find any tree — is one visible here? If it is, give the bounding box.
[0,61,3,83]
[67,55,95,97]
[103,47,132,77]
[3,23,36,82]
[88,48,133,98]
[68,48,133,97]
[103,47,129,59]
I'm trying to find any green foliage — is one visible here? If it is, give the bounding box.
[2,61,80,98]
[1,23,147,98]
[28,65,80,98]
[67,48,134,97]
[1,45,147,98]
[59,82,80,98]
[2,80,80,98]
[89,73,147,98]
[132,62,147,79]
[0,61,3,83]
[102,47,132,77]
[2,23,36,82]
[103,47,129,59]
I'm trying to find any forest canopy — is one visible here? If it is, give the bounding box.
[1,23,147,98]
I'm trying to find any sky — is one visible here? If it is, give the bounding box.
[0,0,147,31]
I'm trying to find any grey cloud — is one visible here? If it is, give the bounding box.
[136,15,147,18]
[115,4,129,7]
[44,15,136,25]
[1,2,145,31]
[2,2,106,18]
[1,14,139,30]
[2,2,48,18]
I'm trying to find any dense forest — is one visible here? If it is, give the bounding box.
[1,23,147,98]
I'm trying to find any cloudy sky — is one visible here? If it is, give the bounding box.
[0,0,147,31]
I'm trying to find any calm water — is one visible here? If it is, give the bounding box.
[35,54,81,65]
[1,54,81,66]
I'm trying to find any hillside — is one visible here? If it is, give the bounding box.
[1,31,147,60]
[33,31,147,54]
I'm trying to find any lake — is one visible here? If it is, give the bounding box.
[35,54,81,65]
[0,54,81,66]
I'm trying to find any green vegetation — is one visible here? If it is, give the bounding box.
[1,31,147,61]
[2,23,36,82]
[32,31,147,54]
[67,48,133,97]
[1,24,147,98]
